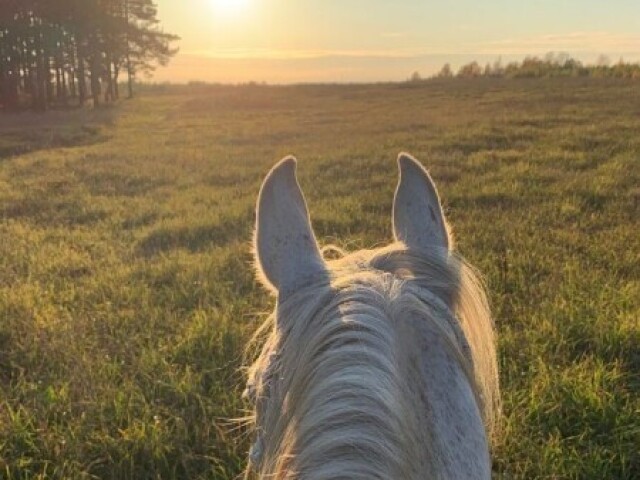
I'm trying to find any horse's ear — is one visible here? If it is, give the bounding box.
[254,156,326,295]
[393,152,451,251]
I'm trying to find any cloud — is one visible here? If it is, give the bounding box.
[380,32,410,39]
[182,31,640,62]
[182,47,423,60]
[477,31,640,55]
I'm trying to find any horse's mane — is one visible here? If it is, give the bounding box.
[245,242,500,479]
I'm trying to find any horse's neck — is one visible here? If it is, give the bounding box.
[396,311,491,479]
[277,315,491,480]
[261,279,492,479]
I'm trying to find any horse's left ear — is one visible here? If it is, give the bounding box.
[254,156,326,295]
[393,153,451,251]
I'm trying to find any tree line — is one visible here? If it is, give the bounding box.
[0,0,178,111]
[432,53,640,80]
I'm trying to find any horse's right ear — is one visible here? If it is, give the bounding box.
[254,156,326,296]
[393,153,451,251]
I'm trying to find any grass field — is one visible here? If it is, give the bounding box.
[0,78,638,479]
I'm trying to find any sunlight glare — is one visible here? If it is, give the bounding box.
[209,0,251,17]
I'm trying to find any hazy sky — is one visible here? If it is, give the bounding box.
[153,0,640,83]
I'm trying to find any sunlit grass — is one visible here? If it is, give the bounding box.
[0,78,638,478]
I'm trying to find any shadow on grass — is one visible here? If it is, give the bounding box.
[450,192,523,210]
[2,196,108,226]
[0,107,116,160]
[565,323,640,379]
[136,213,252,257]
[81,172,168,197]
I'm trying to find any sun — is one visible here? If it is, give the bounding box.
[209,0,250,17]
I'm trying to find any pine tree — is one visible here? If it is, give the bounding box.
[0,0,178,111]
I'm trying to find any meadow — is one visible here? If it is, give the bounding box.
[0,78,638,479]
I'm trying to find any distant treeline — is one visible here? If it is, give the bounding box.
[410,53,640,82]
[0,0,178,111]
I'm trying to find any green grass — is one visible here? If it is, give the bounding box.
[0,78,638,479]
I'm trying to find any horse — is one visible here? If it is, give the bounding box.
[243,153,500,479]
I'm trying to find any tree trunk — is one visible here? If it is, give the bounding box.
[68,37,77,98]
[61,67,68,105]
[69,65,76,98]
[0,40,5,107]
[76,42,87,106]
[124,0,134,98]
[68,69,78,98]
[55,65,62,101]
[113,64,120,100]
[104,50,114,102]
[45,52,54,105]
[34,26,47,112]
[0,52,8,109]
[90,51,101,108]
[56,48,67,104]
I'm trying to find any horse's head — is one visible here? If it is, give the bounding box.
[245,154,499,479]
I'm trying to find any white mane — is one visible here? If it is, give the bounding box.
[245,244,499,479]
[245,154,500,479]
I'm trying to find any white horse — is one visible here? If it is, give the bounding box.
[244,153,500,479]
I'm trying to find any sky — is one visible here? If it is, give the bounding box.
[152,0,640,83]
